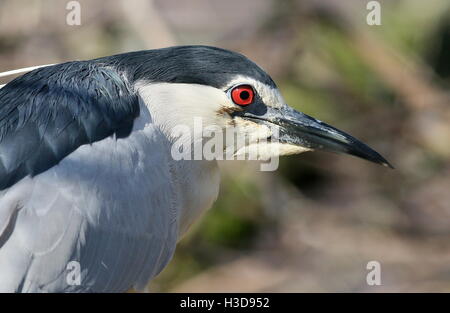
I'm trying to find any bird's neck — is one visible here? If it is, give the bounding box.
[168,159,220,238]
[135,89,221,238]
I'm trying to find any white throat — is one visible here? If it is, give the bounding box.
[136,82,221,237]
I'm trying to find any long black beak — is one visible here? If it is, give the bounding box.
[241,106,393,168]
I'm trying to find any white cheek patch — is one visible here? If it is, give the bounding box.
[136,81,232,132]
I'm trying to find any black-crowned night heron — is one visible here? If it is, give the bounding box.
[0,46,391,292]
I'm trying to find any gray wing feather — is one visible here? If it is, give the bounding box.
[0,129,178,292]
[0,62,139,190]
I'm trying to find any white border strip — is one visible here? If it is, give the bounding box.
[0,64,55,89]
[0,64,55,78]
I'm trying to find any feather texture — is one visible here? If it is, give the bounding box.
[0,62,139,190]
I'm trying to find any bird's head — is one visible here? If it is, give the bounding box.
[130,46,391,167]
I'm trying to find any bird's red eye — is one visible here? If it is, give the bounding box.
[231,85,254,106]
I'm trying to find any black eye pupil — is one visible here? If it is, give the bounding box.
[240,91,249,100]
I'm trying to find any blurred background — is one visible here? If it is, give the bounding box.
[1,0,449,292]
